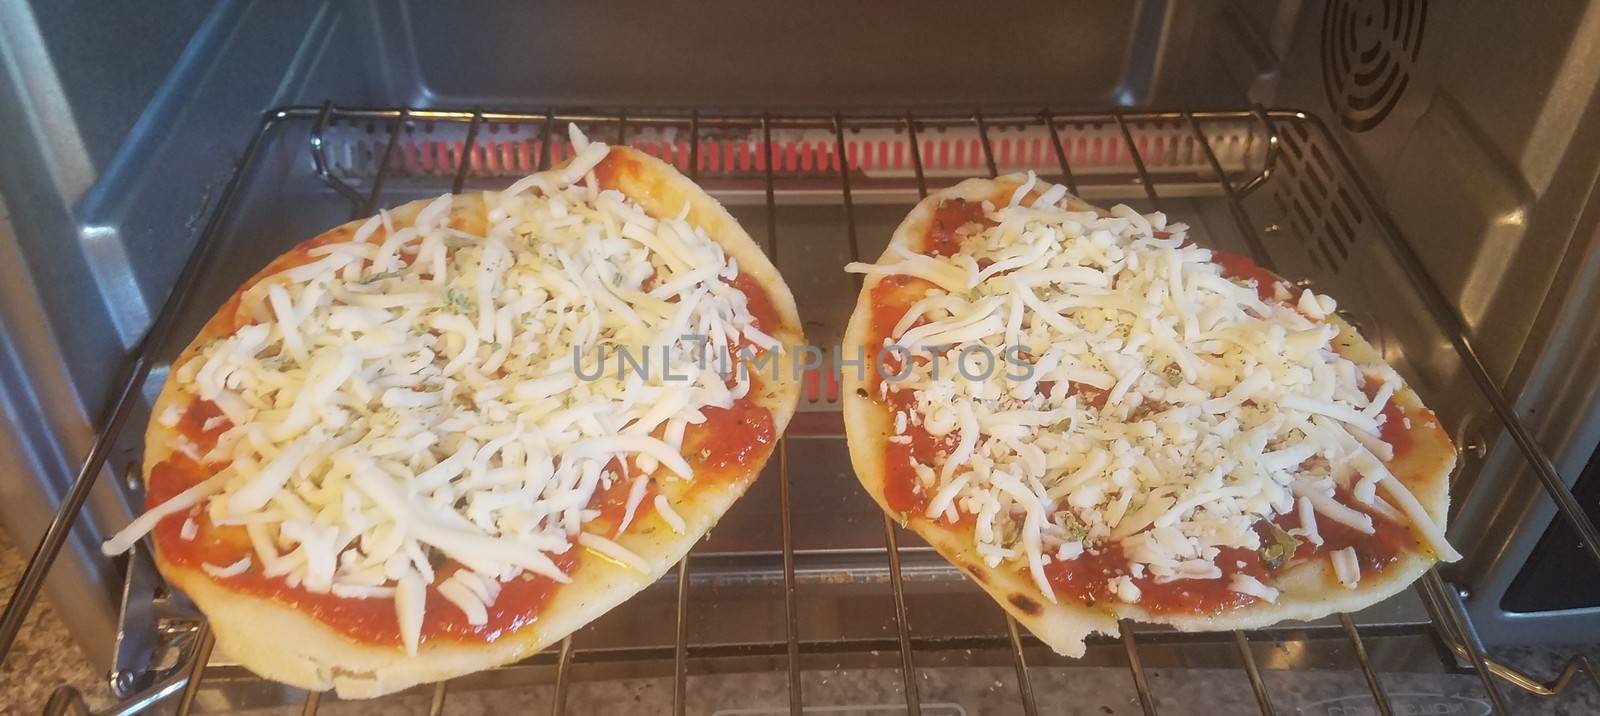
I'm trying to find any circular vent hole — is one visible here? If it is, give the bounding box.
[1321,0,1427,132]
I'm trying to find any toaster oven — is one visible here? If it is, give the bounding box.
[4,1,1600,713]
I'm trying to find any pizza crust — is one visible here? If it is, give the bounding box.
[143,148,803,697]
[841,175,1455,656]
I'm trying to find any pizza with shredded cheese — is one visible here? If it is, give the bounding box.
[103,126,802,697]
[841,173,1459,656]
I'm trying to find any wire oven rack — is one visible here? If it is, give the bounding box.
[7,105,1600,715]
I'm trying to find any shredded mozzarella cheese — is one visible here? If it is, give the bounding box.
[202,555,252,579]
[103,125,769,652]
[849,172,1457,608]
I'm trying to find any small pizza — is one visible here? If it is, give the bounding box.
[842,173,1459,656]
[103,127,802,697]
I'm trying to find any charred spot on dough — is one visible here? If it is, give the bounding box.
[1008,593,1043,616]
[964,563,990,585]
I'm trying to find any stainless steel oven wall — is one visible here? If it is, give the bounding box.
[0,0,405,667]
[1254,0,1600,644]
[363,1,1228,109]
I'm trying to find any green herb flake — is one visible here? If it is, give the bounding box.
[446,288,473,313]
[1258,521,1302,571]
[359,270,404,285]
[1054,510,1091,544]
[997,518,1022,547]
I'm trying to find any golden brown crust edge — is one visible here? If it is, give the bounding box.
[143,148,804,698]
[839,175,1455,656]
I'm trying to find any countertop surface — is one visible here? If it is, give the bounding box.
[0,528,106,716]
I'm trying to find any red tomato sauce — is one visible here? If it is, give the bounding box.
[1044,543,1268,614]
[866,275,939,393]
[880,388,957,515]
[1274,486,1417,576]
[1360,379,1414,460]
[148,456,575,647]
[683,392,777,475]
[1379,400,1413,459]
[727,273,782,334]
[175,399,230,455]
[589,458,656,532]
[150,270,782,648]
[923,199,996,256]
[864,272,953,516]
[1033,380,1111,410]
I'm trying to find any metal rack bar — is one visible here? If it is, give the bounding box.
[1256,108,1600,572]
[1121,621,1160,715]
[1113,111,1161,207]
[1182,108,1404,715]
[833,113,860,268]
[1005,616,1040,716]
[778,441,802,716]
[0,109,284,664]
[905,112,928,198]
[451,108,484,194]
[1483,653,1600,697]
[671,557,692,716]
[1233,631,1277,716]
[266,105,1363,129]
[428,680,448,716]
[671,109,702,716]
[763,114,803,715]
[688,110,701,179]
[300,689,322,716]
[974,108,999,178]
[1419,571,1510,714]
[310,101,365,207]
[1182,111,1276,269]
[851,114,920,716]
[1340,614,1395,716]
[1237,113,1278,198]
[881,516,923,716]
[1107,113,1165,715]
[174,627,213,716]
[761,114,779,258]
[19,104,1600,714]
[1042,111,1079,194]
[970,109,1041,716]
[1181,108,1510,712]
[549,636,574,716]
[538,108,556,170]
[359,107,408,217]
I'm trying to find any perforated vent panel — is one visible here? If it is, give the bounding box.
[1322,0,1427,132]
[1270,120,1369,274]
